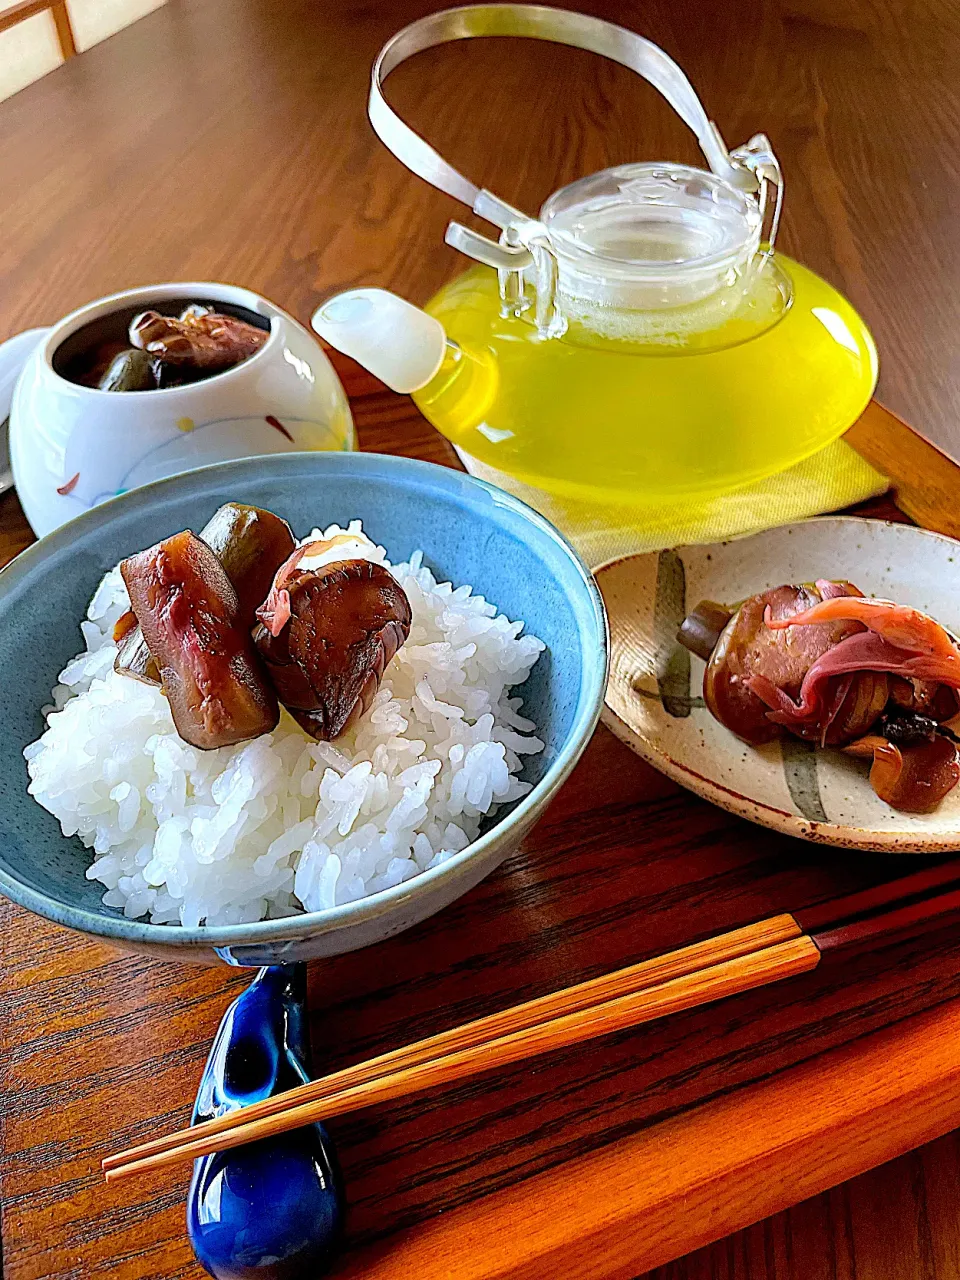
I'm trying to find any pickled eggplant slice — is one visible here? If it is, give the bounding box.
[98,348,156,392]
[818,671,890,746]
[113,608,160,684]
[120,531,278,750]
[843,733,960,813]
[115,503,296,686]
[254,558,411,741]
[116,626,160,685]
[113,609,138,644]
[179,304,213,324]
[675,600,732,663]
[199,503,296,626]
[696,584,864,745]
[129,308,267,375]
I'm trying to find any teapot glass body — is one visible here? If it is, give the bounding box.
[411,164,876,505]
[415,254,875,504]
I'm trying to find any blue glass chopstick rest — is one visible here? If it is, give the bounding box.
[187,965,344,1279]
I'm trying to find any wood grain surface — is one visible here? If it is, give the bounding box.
[337,995,960,1280]
[4,2,960,1278]
[103,914,809,1178]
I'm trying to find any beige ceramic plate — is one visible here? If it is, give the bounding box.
[597,517,960,853]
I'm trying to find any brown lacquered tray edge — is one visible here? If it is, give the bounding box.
[844,400,960,538]
[329,397,960,1280]
[336,995,960,1280]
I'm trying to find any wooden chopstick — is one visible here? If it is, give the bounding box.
[104,933,818,1182]
[103,855,960,1183]
[102,912,801,1176]
[793,856,960,933]
[814,880,960,954]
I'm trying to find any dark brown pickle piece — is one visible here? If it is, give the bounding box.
[676,600,732,663]
[116,627,161,685]
[130,308,267,375]
[199,503,296,627]
[121,531,278,750]
[844,734,960,813]
[819,671,889,746]
[700,585,863,745]
[254,559,411,741]
[888,675,960,722]
[115,503,296,686]
[72,338,130,388]
[98,348,156,392]
[880,711,960,747]
[113,609,138,644]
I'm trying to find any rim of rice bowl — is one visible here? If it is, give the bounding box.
[1,453,608,950]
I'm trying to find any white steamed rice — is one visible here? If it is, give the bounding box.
[24,522,545,927]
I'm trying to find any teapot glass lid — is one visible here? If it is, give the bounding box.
[540,163,765,311]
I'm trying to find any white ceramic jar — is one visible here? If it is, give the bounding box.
[0,282,354,536]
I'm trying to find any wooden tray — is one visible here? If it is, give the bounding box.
[4,371,960,1280]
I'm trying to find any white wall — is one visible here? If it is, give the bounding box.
[0,0,167,103]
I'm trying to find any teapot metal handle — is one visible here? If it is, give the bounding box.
[369,4,776,243]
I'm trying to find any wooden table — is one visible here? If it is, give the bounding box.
[5,2,960,1277]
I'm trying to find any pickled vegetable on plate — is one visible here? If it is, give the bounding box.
[120,531,279,750]
[684,581,869,746]
[844,723,960,814]
[254,546,412,741]
[677,579,960,812]
[115,503,296,686]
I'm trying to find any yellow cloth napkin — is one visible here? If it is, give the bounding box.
[456,439,889,569]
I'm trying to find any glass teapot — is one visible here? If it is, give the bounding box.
[313,5,877,505]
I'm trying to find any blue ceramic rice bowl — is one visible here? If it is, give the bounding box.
[0,452,607,965]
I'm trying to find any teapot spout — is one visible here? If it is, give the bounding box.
[312,289,447,394]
